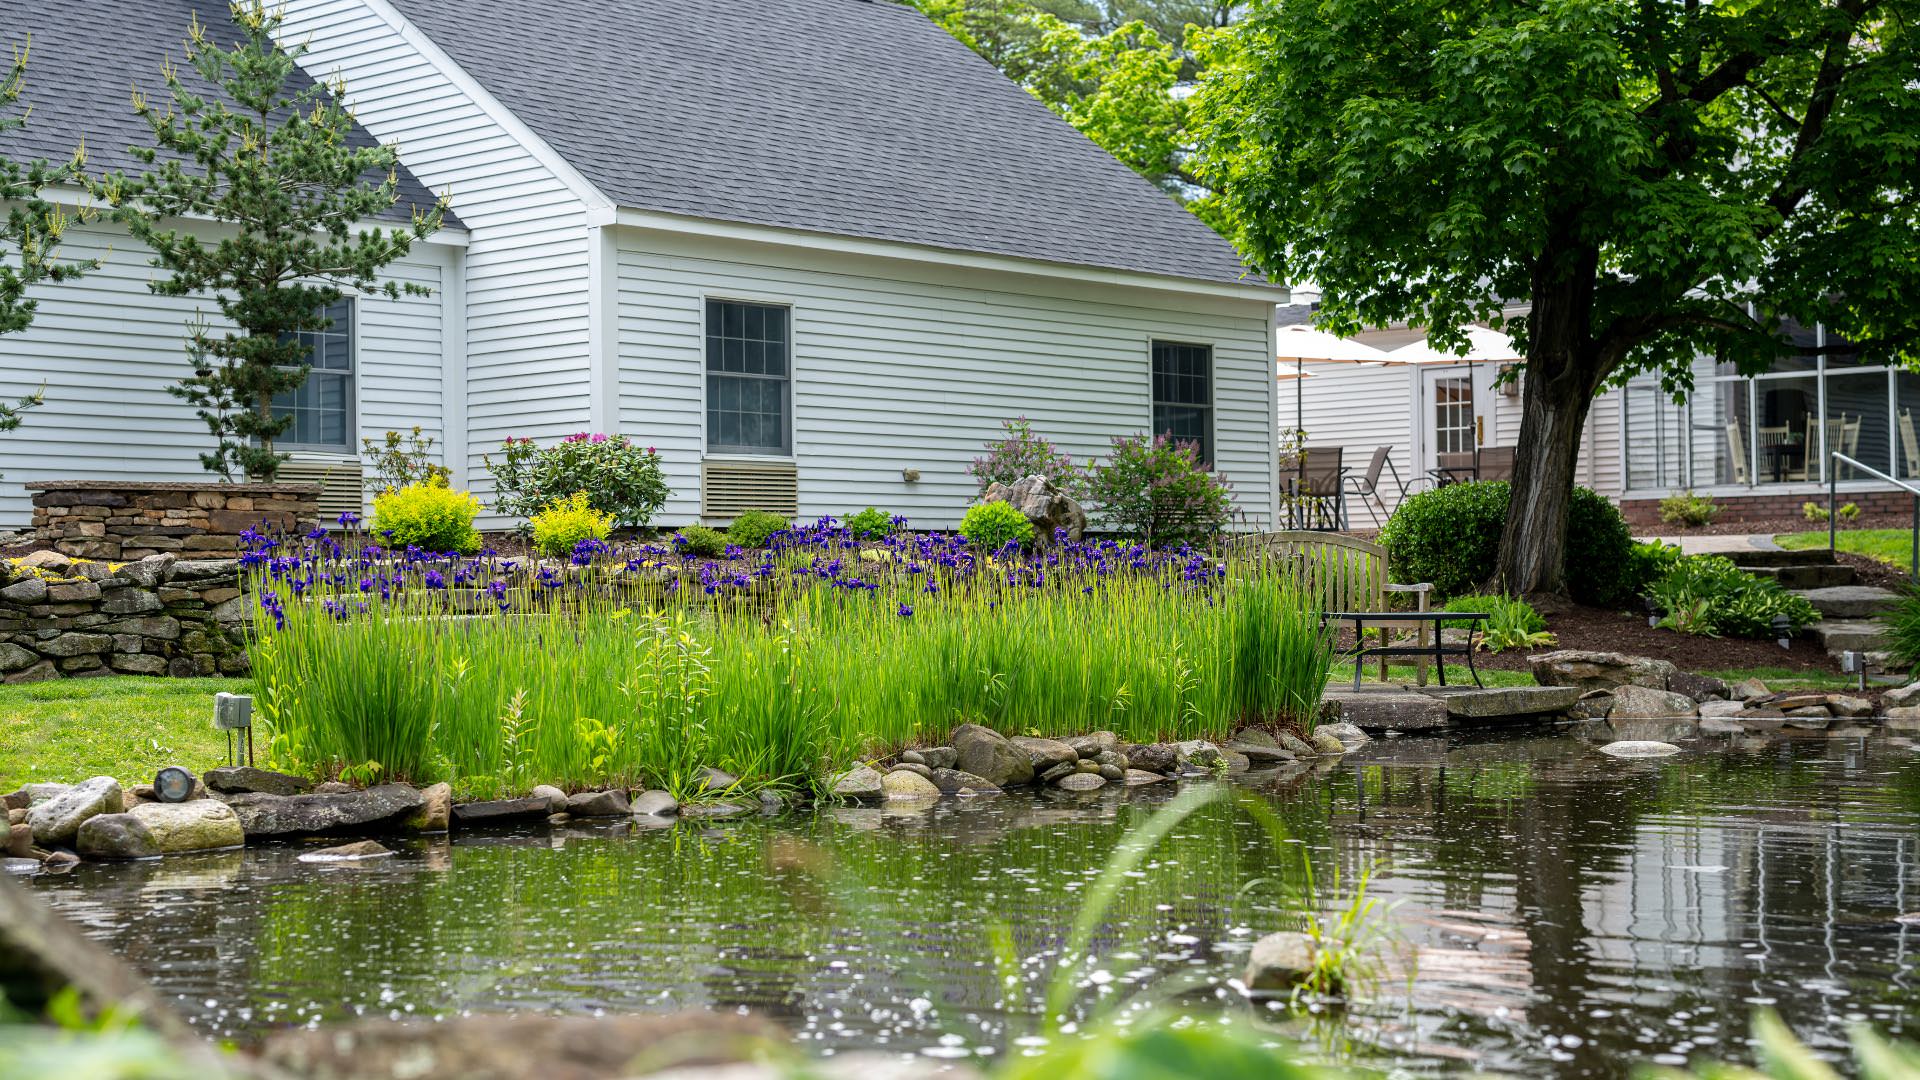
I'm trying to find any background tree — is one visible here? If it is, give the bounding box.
[0,37,97,432]
[101,1,444,482]
[1193,0,1920,598]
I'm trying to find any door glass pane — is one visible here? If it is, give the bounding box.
[1694,379,1752,487]
[1433,375,1474,455]
[1824,370,1890,481]
[1896,374,1920,481]
[1624,385,1685,490]
[1753,376,1817,484]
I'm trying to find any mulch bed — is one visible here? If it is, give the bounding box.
[1468,603,1844,675]
[1635,514,1913,536]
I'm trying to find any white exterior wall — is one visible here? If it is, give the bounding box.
[1278,361,1417,523]
[614,229,1278,530]
[0,220,453,528]
[279,0,600,505]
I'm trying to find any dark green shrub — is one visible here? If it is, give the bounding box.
[725,509,789,549]
[1885,585,1920,673]
[675,525,727,559]
[1658,490,1718,526]
[1647,555,1819,638]
[845,507,897,539]
[959,501,1035,552]
[1085,432,1233,548]
[1440,593,1555,652]
[1379,481,1636,605]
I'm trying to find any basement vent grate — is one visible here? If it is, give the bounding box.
[278,458,366,522]
[701,459,799,522]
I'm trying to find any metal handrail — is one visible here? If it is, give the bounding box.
[1828,452,1920,580]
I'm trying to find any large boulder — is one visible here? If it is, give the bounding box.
[74,814,157,860]
[828,766,884,801]
[980,475,1087,546]
[225,784,425,838]
[204,766,312,797]
[881,769,941,801]
[1529,650,1678,694]
[950,723,1034,788]
[406,783,452,833]
[1244,931,1315,992]
[1607,684,1699,721]
[450,796,551,826]
[78,800,244,858]
[1008,736,1078,772]
[1883,682,1920,710]
[27,777,123,848]
[565,789,631,817]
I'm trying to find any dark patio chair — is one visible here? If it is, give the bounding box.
[1342,445,1409,528]
[1432,451,1478,486]
[1291,444,1346,530]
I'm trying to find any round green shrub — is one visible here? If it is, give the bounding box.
[676,525,728,559]
[1378,480,1635,605]
[371,482,482,555]
[529,492,613,560]
[726,509,789,549]
[845,507,897,539]
[959,501,1035,552]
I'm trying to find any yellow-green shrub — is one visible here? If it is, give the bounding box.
[371,483,481,554]
[530,491,613,560]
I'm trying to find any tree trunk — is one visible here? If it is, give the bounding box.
[1493,243,1605,599]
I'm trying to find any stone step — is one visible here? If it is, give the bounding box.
[1810,618,1892,653]
[1720,548,1849,568]
[1795,585,1904,619]
[1413,685,1585,719]
[1736,563,1856,589]
[1319,687,1451,732]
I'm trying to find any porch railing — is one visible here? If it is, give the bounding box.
[1828,452,1920,581]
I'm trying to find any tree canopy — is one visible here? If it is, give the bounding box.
[1193,0,1920,595]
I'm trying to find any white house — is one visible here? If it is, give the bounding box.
[0,0,1284,532]
[1277,304,1918,528]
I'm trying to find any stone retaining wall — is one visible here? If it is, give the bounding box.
[0,552,250,681]
[25,481,320,560]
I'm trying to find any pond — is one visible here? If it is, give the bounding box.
[29,729,1920,1077]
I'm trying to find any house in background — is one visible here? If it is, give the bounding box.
[1278,303,1915,528]
[0,0,1283,533]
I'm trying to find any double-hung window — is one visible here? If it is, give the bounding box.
[271,296,354,452]
[1151,340,1213,465]
[706,299,791,456]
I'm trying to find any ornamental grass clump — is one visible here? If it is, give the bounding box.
[242,519,1337,796]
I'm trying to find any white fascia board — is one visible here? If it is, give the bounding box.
[611,206,1288,306]
[335,0,616,219]
[23,184,472,247]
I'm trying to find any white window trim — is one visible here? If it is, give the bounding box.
[274,294,359,456]
[700,293,797,459]
[1147,337,1217,464]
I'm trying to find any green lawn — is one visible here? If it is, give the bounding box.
[0,677,251,789]
[1777,528,1918,570]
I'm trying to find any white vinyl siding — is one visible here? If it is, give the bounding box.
[0,221,450,527]
[279,0,597,513]
[615,229,1277,530]
[1277,361,1418,520]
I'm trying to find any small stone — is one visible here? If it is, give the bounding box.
[1668,672,1731,703]
[1310,730,1347,755]
[1882,682,1920,710]
[27,776,123,848]
[1127,743,1177,774]
[700,767,739,794]
[1097,763,1124,781]
[1729,678,1773,702]
[1123,769,1169,786]
[1094,750,1125,769]
[919,747,957,770]
[951,723,1034,788]
[1038,762,1077,784]
[1826,695,1873,719]
[1277,732,1315,757]
[314,782,352,794]
[8,822,34,858]
[450,796,550,825]
[530,785,568,813]
[1316,722,1371,751]
[406,783,452,834]
[1232,728,1280,749]
[1599,740,1683,758]
[1245,931,1315,992]
[565,789,631,817]
[1698,700,1747,720]
[890,762,934,780]
[299,840,393,862]
[827,767,883,801]
[1075,759,1102,774]
[1065,731,1121,759]
[898,749,927,767]
[1607,684,1699,720]
[1055,771,1106,792]
[17,550,72,572]
[41,851,79,872]
[1225,752,1251,773]
[1174,740,1226,768]
[682,801,751,818]
[1770,692,1830,711]
[0,577,47,603]
[1227,742,1296,764]
[928,768,1001,796]
[6,807,23,826]
[881,770,941,800]
[632,789,680,817]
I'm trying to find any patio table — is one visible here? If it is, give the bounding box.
[1322,610,1487,690]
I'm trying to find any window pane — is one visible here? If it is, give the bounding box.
[1896,374,1920,481]
[1693,379,1752,487]
[1753,376,1817,484]
[705,301,791,454]
[1151,341,1212,464]
[1825,370,1890,481]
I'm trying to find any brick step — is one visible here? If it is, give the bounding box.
[1795,585,1904,619]
[1736,563,1856,589]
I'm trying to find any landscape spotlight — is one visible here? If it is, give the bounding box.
[153,766,195,804]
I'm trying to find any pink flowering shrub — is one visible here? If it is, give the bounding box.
[1084,433,1233,548]
[968,416,1083,497]
[485,433,669,528]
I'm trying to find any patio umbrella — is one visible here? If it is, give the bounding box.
[1276,324,1390,435]
[1384,325,1524,366]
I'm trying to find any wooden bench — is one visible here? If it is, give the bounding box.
[1224,531,1438,685]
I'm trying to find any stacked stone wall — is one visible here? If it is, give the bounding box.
[0,552,250,681]
[25,481,319,560]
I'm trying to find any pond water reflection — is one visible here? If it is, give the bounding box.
[31,730,1920,1077]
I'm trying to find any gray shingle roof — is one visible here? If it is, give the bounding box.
[385,0,1259,287]
[4,0,453,226]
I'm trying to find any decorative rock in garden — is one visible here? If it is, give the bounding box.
[565,789,632,817]
[299,841,393,862]
[891,762,934,780]
[406,783,452,834]
[1883,683,1920,710]
[1174,740,1226,769]
[530,785,568,813]
[27,776,122,848]
[1276,732,1316,758]
[1728,678,1773,702]
[632,790,680,817]
[1697,700,1746,720]
[1008,736,1077,771]
[1227,741,1295,765]
[1606,684,1699,720]
[682,801,751,819]
[1055,771,1106,792]
[951,724,1034,788]
[980,474,1087,546]
[226,784,425,838]
[1244,931,1315,992]
[929,768,1001,796]
[1828,696,1873,719]
[74,814,155,859]
[1066,731,1121,758]
[1530,650,1678,694]
[1668,672,1731,703]
[1310,730,1348,755]
[1599,740,1683,758]
[881,770,941,800]
[1317,723,1371,750]
[450,796,550,825]
[77,800,244,858]
[7,823,30,858]
[1126,743,1177,774]
[919,747,957,770]
[1124,769,1169,786]
[1038,762,1077,784]
[204,766,310,797]
[700,768,739,793]
[828,767,884,801]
